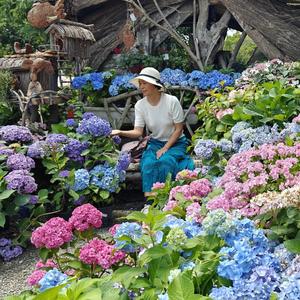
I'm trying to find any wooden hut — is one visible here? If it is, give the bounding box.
[45,19,95,65]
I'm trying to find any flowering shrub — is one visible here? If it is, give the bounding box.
[237,59,300,87]
[0,125,33,143]
[206,142,300,217]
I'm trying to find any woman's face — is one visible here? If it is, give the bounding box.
[139,80,158,97]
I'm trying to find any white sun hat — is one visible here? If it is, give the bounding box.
[130,67,164,89]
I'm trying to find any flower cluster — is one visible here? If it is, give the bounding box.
[5,170,37,194]
[237,59,300,88]
[209,217,282,300]
[90,163,126,193]
[45,133,69,145]
[168,178,212,202]
[160,68,239,90]
[68,203,102,231]
[230,121,300,153]
[39,269,68,292]
[64,139,89,162]
[76,116,112,137]
[108,73,135,96]
[0,146,14,157]
[72,72,105,90]
[116,151,131,172]
[113,222,142,252]
[175,169,199,181]
[31,217,73,249]
[79,238,125,269]
[0,125,33,143]
[27,141,47,158]
[65,118,77,128]
[186,202,204,223]
[72,169,90,191]
[250,184,300,214]
[207,142,300,216]
[6,153,35,171]
[0,238,23,262]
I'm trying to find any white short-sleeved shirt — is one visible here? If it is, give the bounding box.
[134,93,185,141]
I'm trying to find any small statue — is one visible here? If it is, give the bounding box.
[27,0,66,29]
[14,42,33,54]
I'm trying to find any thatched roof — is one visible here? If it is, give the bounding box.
[0,52,57,70]
[45,20,96,42]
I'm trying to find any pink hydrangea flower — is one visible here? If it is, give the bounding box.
[186,202,204,223]
[292,114,300,123]
[68,204,102,232]
[152,182,165,190]
[27,269,46,286]
[189,178,212,198]
[31,217,73,249]
[163,200,178,211]
[175,169,199,181]
[79,238,125,269]
[108,224,121,236]
[215,108,234,121]
[169,185,193,201]
[35,259,57,269]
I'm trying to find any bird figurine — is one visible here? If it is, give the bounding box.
[14,42,34,54]
[27,0,66,29]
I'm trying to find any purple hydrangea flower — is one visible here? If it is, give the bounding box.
[29,195,38,205]
[74,195,86,206]
[0,244,23,261]
[59,170,70,178]
[5,170,37,194]
[45,134,69,144]
[112,135,122,145]
[65,139,89,162]
[65,119,77,128]
[6,153,35,171]
[0,125,33,143]
[116,151,131,172]
[76,116,112,137]
[0,238,11,247]
[0,147,15,157]
[82,112,96,120]
[27,141,47,158]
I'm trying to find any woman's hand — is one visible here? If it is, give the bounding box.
[111,129,121,136]
[156,147,168,159]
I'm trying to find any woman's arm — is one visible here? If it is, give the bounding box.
[156,122,183,159]
[111,127,144,139]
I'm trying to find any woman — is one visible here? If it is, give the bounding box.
[111,67,194,196]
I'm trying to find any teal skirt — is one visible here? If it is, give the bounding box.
[140,136,195,192]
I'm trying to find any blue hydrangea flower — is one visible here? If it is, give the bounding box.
[114,222,142,252]
[77,116,112,137]
[82,112,96,120]
[194,139,218,159]
[276,272,300,300]
[38,269,68,292]
[108,73,135,96]
[65,139,89,162]
[65,118,77,128]
[45,134,69,144]
[73,169,90,191]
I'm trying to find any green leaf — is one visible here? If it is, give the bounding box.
[0,189,15,200]
[284,239,300,254]
[14,194,30,206]
[38,189,49,200]
[67,260,83,270]
[168,272,194,300]
[69,189,80,200]
[125,211,148,223]
[35,282,68,300]
[111,266,146,289]
[139,245,171,265]
[99,190,110,200]
[39,248,52,261]
[51,123,69,134]
[0,212,6,227]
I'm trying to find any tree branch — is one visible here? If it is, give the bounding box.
[125,0,204,70]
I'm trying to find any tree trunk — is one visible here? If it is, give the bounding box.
[219,0,300,61]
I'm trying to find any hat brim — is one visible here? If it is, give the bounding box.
[130,75,163,89]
